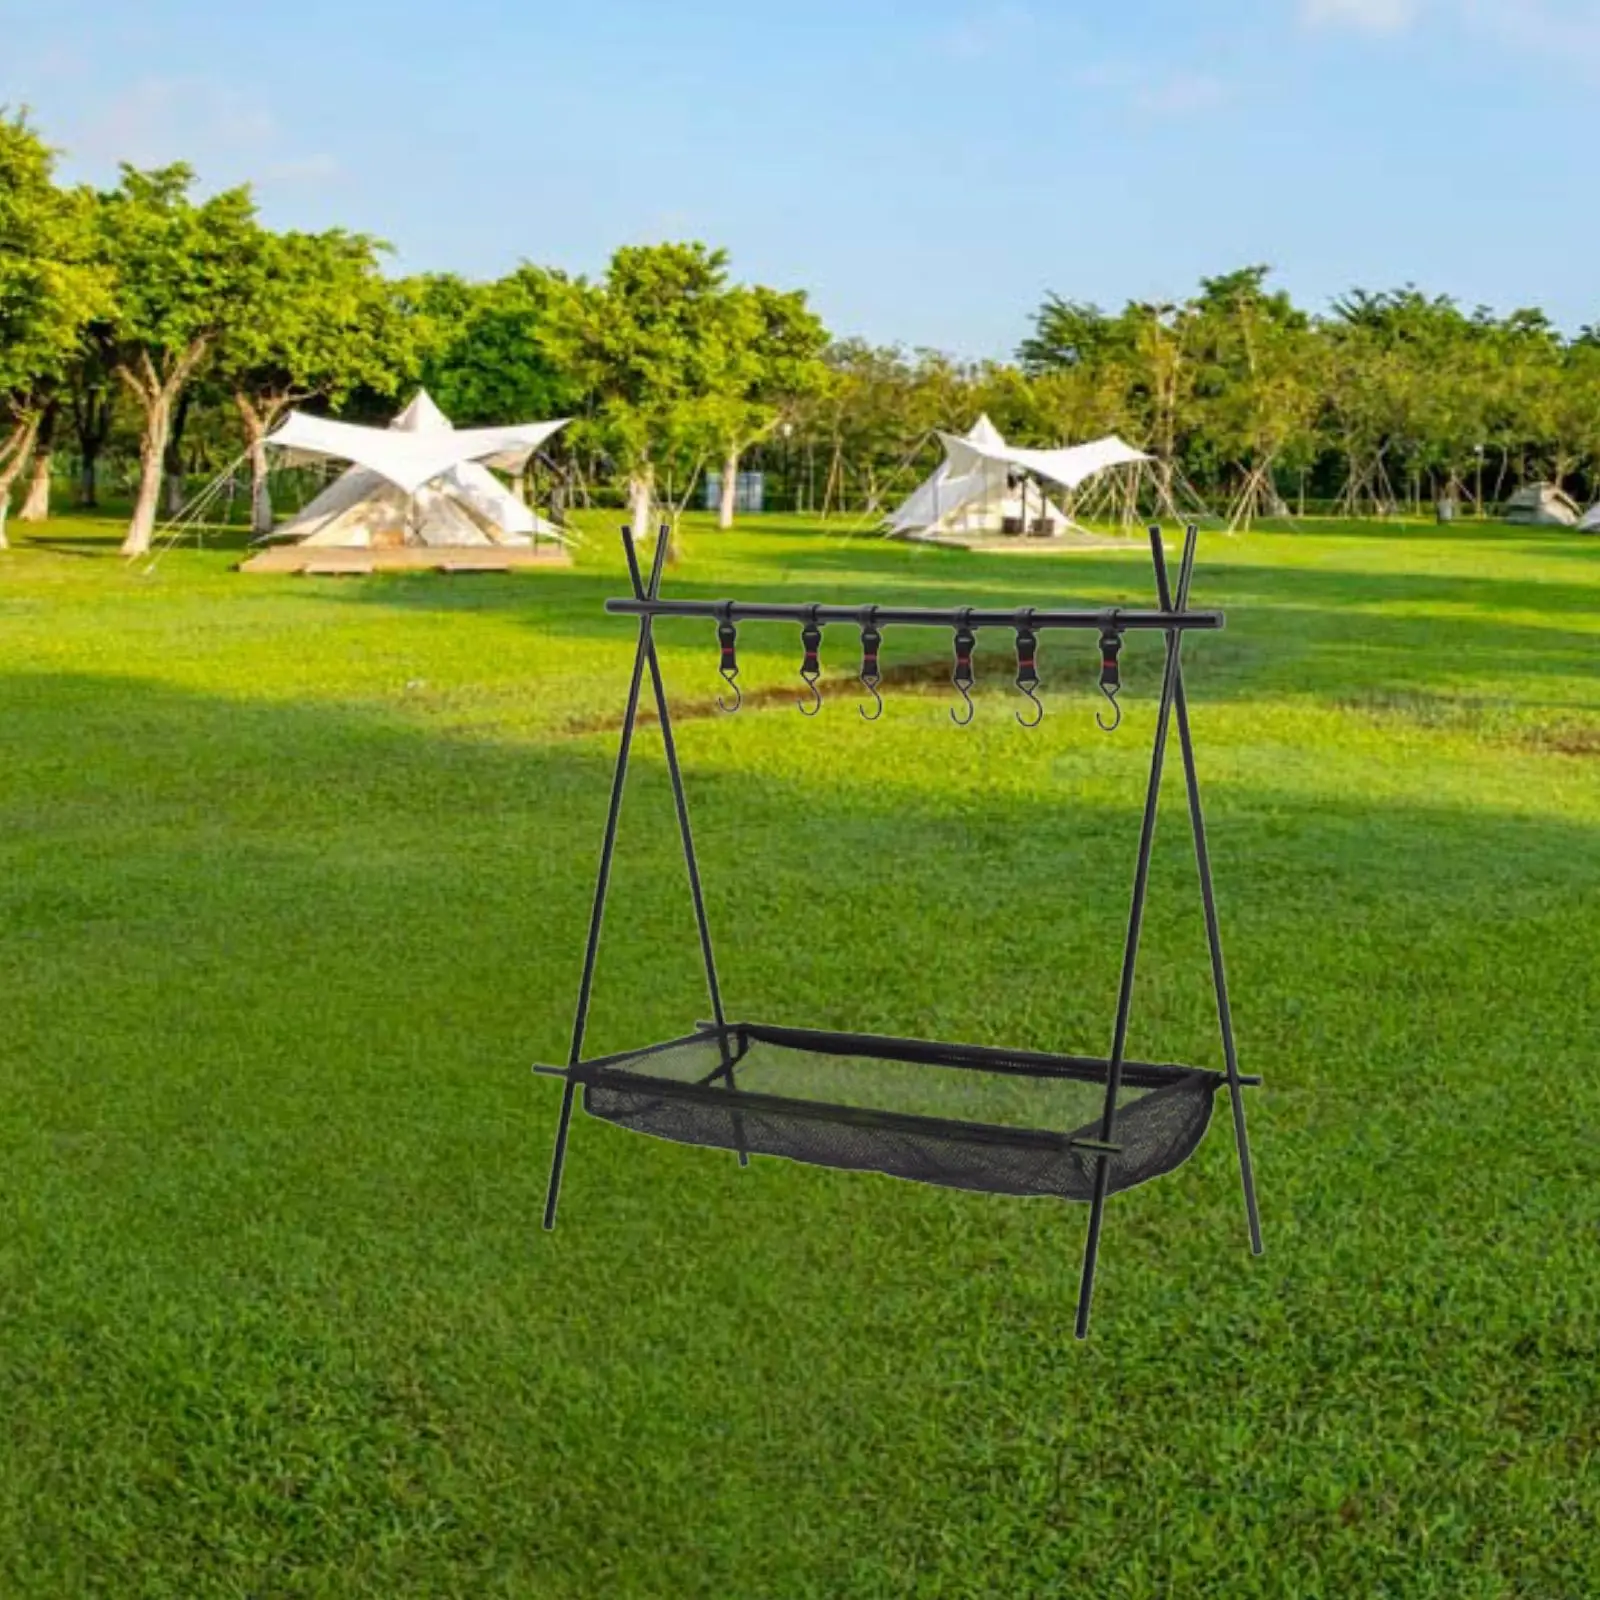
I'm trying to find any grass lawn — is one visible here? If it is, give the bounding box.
[1,509,1596,1596]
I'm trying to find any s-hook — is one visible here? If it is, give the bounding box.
[1096,609,1124,733]
[715,601,741,714]
[1013,609,1043,729]
[951,608,977,727]
[857,606,884,721]
[798,605,823,716]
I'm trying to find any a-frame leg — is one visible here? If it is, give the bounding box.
[542,527,673,1231]
[1075,525,1199,1340]
[1150,539,1264,1257]
[625,536,748,1165]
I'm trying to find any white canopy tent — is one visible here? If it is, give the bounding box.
[262,391,571,551]
[1577,501,1600,533]
[887,416,1151,543]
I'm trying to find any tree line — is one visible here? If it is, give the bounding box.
[5,108,1600,555]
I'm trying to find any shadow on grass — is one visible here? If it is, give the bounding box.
[7,538,111,560]
[9,518,258,560]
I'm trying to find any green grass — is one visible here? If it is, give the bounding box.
[1,509,1597,1597]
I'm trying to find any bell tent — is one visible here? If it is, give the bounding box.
[242,391,571,573]
[887,416,1151,546]
[1503,483,1579,528]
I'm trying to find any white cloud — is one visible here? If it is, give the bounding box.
[1463,0,1600,66]
[1301,0,1424,33]
[1302,0,1600,65]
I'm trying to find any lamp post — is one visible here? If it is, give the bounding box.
[1474,443,1485,518]
[780,421,794,513]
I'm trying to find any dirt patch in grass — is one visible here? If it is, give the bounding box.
[1336,690,1495,731]
[1339,691,1600,758]
[1526,726,1600,758]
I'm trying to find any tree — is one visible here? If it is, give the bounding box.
[413,264,580,426]
[1017,299,1136,455]
[90,164,265,555]
[1554,334,1600,499]
[397,265,583,511]
[1019,295,1125,376]
[696,283,828,528]
[801,341,915,516]
[387,271,475,392]
[1488,308,1563,493]
[214,227,400,533]
[1322,294,1401,514]
[0,110,105,544]
[14,397,59,522]
[1028,292,1202,503]
[1189,267,1318,527]
[554,243,740,539]
[1324,289,1507,514]
[64,343,118,506]
[1121,300,1198,505]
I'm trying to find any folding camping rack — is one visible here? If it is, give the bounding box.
[537,522,1264,1338]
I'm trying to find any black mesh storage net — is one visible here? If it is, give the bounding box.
[580,1024,1223,1203]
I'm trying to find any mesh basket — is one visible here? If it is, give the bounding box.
[576,1022,1221,1202]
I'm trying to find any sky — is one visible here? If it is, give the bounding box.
[4,0,1600,359]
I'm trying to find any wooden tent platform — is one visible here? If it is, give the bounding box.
[238,545,572,576]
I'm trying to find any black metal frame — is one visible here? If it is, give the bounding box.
[541,523,1263,1338]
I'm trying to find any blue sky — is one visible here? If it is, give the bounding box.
[4,0,1599,357]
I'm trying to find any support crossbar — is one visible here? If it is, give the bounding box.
[605,599,1222,632]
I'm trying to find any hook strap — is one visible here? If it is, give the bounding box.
[858,606,882,688]
[715,601,742,714]
[952,608,976,690]
[1012,608,1044,727]
[800,605,823,685]
[1096,608,1124,732]
[797,608,825,716]
[1014,608,1039,690]
[1097,609,1124,694]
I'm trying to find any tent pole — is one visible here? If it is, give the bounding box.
[1075,522,1197,1340]
[542,525,673,1231]
[1150,533,1263,1255]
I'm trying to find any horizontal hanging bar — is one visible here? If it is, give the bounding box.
[605,599,1223,632]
